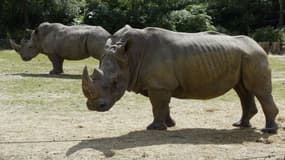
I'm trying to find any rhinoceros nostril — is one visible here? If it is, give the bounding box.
[99,103,106,109]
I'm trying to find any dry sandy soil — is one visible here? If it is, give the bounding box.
[0,51,284,160]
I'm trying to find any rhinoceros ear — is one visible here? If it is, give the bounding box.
[125,24,132,29]
[26,28,38,35]
[114,40,129,67]
[104,38,112,50]
[117,38,130,52]
[26,28,33,33]
[34,28,38,35]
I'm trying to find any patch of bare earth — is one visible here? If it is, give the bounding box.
[1,91,285,160]
[0,54,285,160]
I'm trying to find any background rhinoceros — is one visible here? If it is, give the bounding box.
[10,22,110,74]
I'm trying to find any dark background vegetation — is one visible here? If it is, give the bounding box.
[0,0,284,48]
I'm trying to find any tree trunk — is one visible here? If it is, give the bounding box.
[21,0,29,28]
[279,0,284,27]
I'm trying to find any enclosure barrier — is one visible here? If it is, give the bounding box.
[258,41,284,55]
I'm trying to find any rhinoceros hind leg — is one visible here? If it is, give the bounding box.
[261,121,278,134]
[256,94,279,134]
[166,115,176,127]
[241,55,278,133]
[233,82,258,128]
[147,89,172,130]
[48,54,64,75]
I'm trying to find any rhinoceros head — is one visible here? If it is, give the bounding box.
[9,30,40,61]
[82,38,129,112]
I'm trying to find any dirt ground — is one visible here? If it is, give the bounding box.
[0,51,284,160]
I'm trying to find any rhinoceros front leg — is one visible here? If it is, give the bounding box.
[48,54,64,75]
[147,89,175,130]
[233,83,258,128]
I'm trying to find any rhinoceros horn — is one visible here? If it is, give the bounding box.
[9,39,21,51]
[82,66,98,98]
[91,68,103,80]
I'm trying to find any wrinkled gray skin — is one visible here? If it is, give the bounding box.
[82,25,279,133]
[10,22,110,74]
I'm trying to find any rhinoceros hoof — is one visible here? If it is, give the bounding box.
[166,118,176,127]
[147,122,167,130]
[49,70,63,75]
[232,120,252,128]
[262,121,278,134]
[261,127,278,134]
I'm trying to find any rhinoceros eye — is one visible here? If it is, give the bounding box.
[102,85,109,90]
[112,81,118,88]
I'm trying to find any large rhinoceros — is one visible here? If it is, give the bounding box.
[10,22,110,74]
[82,25,279,133]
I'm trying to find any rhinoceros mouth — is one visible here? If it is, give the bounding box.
[86,102,112,112]
[87,106,111,112]
[22,57,32,61]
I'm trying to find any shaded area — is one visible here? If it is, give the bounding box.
[0,139,83,144]
[9,73,81,80]
[66,128,265,157]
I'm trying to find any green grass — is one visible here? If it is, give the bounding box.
[0,50,99,112]
[0,50,284,113]
[269,55,285,99]
[269,55,285,79]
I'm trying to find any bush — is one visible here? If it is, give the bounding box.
[162,4,215,33]
[42,0,85,24]
[83,0,199,33]
[252,26,284,42]
[83,0,128,33]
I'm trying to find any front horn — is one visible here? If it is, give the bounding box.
[82,66,97,98]
[9,39,21,51]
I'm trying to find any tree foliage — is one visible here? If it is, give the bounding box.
[207,0,281,34]
[0,0,284,43]
[83,0,196,33]
[0,0,84,39]
[162,4,215,32]
[252,26,284,42]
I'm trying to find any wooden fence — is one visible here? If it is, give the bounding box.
[258,41,284,55]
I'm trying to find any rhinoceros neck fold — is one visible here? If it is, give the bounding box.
[127,60,142,93]
[127,47,146,93]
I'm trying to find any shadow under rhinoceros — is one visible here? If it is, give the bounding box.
[10,73,82,79]
[66,128,266,157]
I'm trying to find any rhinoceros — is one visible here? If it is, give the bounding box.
[10,22,110,74]
[82,25,279,133]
